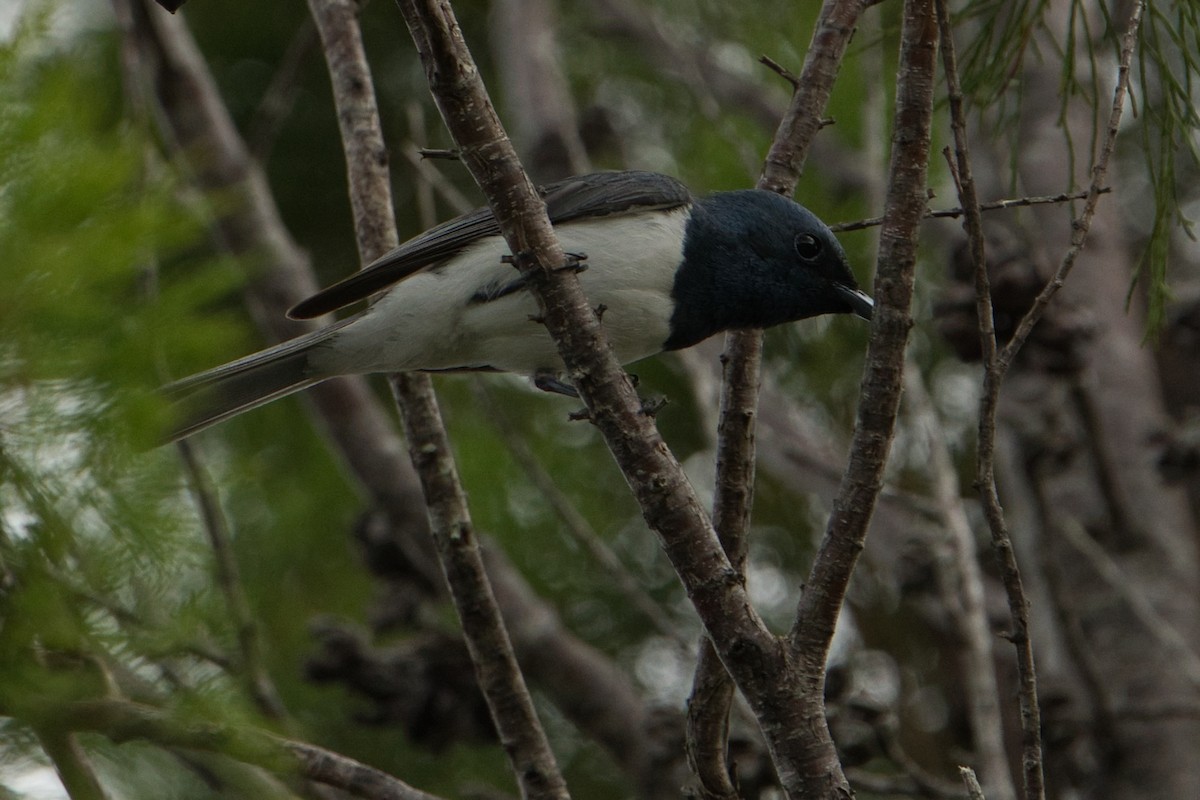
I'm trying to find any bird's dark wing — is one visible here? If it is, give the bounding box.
[287,170,692,320]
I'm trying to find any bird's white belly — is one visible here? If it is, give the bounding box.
[320,208,688,377]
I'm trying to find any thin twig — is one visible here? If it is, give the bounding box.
[828,187,1109,231]
[399,143,476,214]
[944,3,1147,799]
[960,767,987,800]
[759,54,800,89]
[176,440,290,722]
[417,147,462,160]
[995,1,1145,375]
[933,0,1044,796]
[308,2,569,799]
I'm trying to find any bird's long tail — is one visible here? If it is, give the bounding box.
[162,324,346,442]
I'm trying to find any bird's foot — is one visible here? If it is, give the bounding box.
[560,251,588,273]
[639,395,668,417]
[478,253,589,306]
[533,372,579,398]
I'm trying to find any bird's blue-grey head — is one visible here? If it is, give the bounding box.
[664,189,873,351]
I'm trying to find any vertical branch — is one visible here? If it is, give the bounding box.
[689,2,867,795]
[931,2,1026,798]
[305,2,569,799]
[942,3,1146,800]
[389,372,570,800]
[791,0,936,670]
[759,0,869,194]
[932,0,1041,793]
[931,0,1036,791]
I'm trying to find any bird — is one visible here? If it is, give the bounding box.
[163,170,873,441]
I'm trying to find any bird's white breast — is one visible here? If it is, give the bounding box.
[317,206,690,378]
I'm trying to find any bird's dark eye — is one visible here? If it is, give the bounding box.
[795,233,822,261]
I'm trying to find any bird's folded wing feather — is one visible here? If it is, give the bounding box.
[287,170,692,319]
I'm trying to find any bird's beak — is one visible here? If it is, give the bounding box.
[837,285,875,321]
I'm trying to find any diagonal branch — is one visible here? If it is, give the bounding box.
[305,3,569,800]
[26,698,444,800]
[391,1,861,797]
[175,440,290,723]
[943,3,1146,800]
[996,0,1145,376]
[119,1,679,792]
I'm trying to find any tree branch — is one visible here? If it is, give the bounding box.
[306,3,568,799]
[119,2,677,790]
[791,0,935,678]
[996,0,1144,374]
[942,2,1146,799]
[828,187,1109,232]
[391,1,874,797]
[35,728,110,800]
[29,699,444,800]
[931,0,1041,794]
[175,440,290,723]
[689,2,868,794]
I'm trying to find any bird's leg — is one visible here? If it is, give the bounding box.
[474,253,589,305]
[559,251,588,273]
[639,396,668,417]
[533,371,579,398]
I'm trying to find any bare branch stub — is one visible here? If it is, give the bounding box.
[418,147,462,160]
[759,54,801,89]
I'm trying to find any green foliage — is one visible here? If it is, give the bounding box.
[1132,1,1200,329]
[0,20,246,441]
[0,9,302,793]
[953,0,1199,330]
